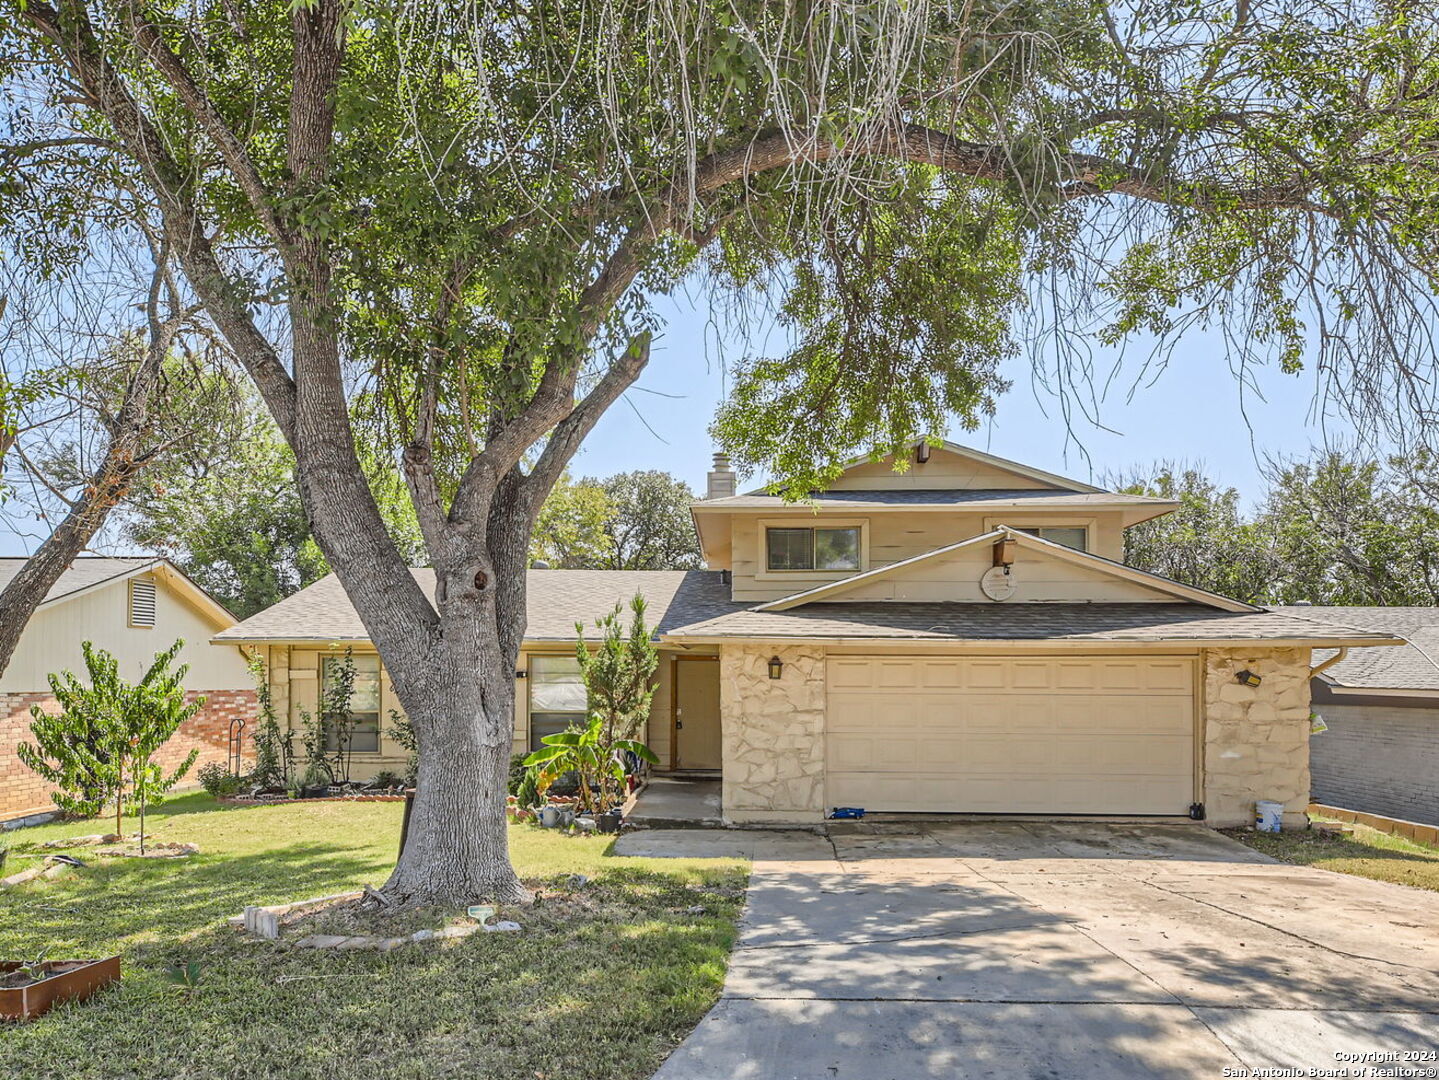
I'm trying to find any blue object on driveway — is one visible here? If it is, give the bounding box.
[829,807,865,819]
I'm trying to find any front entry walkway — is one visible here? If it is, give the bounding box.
[627,777,723,829]
[640,822,1439,1079]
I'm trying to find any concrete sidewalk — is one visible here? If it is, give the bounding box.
[641,822,1439,1079]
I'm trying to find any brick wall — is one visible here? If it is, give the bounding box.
[0,689,257,820]
[1310,702,1439,827]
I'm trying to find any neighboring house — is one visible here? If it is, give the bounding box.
[1,558,255,820]
[1271,606,1439,828]
[214,442,1400,828]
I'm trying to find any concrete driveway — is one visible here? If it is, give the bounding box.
[622,822,1439,1079]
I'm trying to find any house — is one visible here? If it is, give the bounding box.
[1,557,255,821]
[213,442,1401,829]
[1270,606,1439,828]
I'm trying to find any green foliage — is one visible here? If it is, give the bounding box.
[196,762,240,798]
[523,713,658,814]
[118,384,421,619]
[1119,451,1439,605]
[385,710,419,788]
[524,595,660,812]
[530,471,702,569]
[320,647,359,783]
[16,640,202,835]
[244,653,291,790]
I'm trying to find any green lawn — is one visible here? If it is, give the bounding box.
[1230,817,1439,893]
[0,794,747,1080]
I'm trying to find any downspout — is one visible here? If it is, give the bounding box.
[1309,647,1348,679]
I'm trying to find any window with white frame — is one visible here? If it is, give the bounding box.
[1017,526,1088,552]
[323,654,382,753]
[765,526,861,571]
[528,656,587,751]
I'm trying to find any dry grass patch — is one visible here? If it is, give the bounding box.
[1229,817,1439,893]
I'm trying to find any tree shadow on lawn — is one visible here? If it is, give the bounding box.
[0,842,389,955]
[0,862,744,1080]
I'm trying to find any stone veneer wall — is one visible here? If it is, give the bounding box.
[719,644,827,823]
[0,689,256,820]
[1202,647,1313,828]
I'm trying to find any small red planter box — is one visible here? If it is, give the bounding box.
[0,957,121,1021]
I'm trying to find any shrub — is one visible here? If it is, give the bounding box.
[18,640,202,839]
[197,762,230,797]
[369,770,403,790]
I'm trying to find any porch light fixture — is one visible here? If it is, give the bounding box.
[768,656,784,680]
[1235,669,1262,688]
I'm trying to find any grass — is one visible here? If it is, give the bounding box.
[1229,816,1439,893]
[0,793,748,1080]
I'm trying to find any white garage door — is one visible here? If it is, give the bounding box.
[825,655,1196,815]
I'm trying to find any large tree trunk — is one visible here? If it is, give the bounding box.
[381,628,527,905]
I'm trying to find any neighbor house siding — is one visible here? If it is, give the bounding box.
[1309,701,1439,827]
[0,573,252,695]
[1,688,256,819]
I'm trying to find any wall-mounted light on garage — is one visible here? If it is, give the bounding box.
[1235,669,1262,687]
[768,656,784,680]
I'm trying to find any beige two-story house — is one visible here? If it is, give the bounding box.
[213,442,1399,828]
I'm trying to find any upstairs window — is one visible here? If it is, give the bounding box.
[323,654,382,753]
[766,526,861,571]
[128,578,156,628]
[1018,526,1088,552]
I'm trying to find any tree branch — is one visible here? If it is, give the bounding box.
[121,0,292,249]
[22,0,298,440]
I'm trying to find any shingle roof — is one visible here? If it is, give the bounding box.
[0,556,160,605]
[1270,606,1439,690]
[662,602,1402,644]
[214,569,738,643]
[696,489,1173,510]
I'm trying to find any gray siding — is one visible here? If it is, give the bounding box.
[1310,702,1439,826]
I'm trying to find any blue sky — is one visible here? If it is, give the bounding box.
[0,283,1359,558]
[569,291,1356,505]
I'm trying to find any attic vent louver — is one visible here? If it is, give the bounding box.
[129,578,157,628]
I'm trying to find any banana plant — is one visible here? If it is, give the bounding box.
[522,713,657,814]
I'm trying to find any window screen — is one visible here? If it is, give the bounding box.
[766,526,861,571]
[323,654,382,753]
[529,655,588,751]
[1018,526,1088,552]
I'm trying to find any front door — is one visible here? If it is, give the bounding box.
[674,656,722,770]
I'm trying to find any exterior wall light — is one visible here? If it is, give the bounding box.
[1235,669,1262,687]
[768,656,784,680]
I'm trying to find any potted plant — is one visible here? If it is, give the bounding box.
[1,949,121,1021]
[299,762,331,799]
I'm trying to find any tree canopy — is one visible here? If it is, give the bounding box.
[1119,451,1439,606]
[6,0,1439,903]
[531,470,702,570]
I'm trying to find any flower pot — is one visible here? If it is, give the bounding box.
[596,809,623,834]
[539,805,565,829]
[1,957,121,1021]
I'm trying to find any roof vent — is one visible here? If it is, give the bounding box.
[531,560,551,570]
[915,441,931,464]
[1292,600,1313,606]
[705,452,736,500]
[129,578,156,628]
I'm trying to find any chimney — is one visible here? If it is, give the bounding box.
[705,452,736,500]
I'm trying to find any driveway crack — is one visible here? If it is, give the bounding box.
[1140,876,1437,976]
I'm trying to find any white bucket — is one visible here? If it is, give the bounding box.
[1255,800,1284,833]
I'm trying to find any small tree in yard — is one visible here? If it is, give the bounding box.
[18,640,201,840]
[526,595,660,813]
